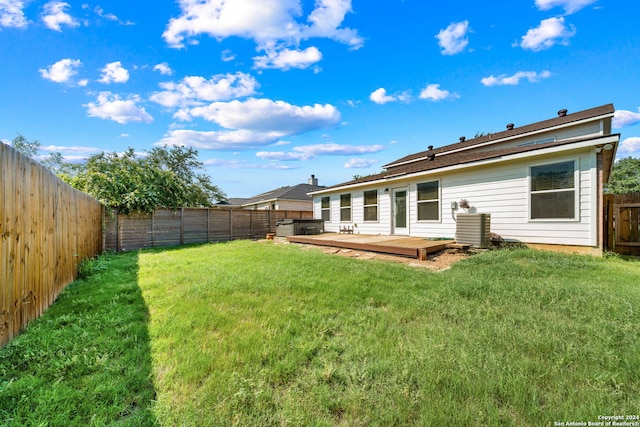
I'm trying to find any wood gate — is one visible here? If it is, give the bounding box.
[604,192,640,256]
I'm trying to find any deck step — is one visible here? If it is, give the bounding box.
[287,234,454,259]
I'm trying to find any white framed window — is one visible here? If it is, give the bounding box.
[417,181,439,221]
[529,160,578,220]
[340,194,352,222]
[320,196,330,221]
[363,190,378,222]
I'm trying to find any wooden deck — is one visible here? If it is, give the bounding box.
[287,233,455,260]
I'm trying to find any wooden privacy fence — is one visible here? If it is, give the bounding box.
[1,143,103,347]
[604,192,640,256]
[105,208,313,252]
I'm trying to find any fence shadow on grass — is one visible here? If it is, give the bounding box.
[0,251,157,426]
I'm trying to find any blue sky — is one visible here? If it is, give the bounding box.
[1,0,639,198]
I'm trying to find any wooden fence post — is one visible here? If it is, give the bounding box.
[250,210,254,239]
[180,208,185,245]
[207,208,210,243]
[117,210,122,253]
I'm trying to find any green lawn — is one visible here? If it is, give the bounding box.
[1,241,639,426]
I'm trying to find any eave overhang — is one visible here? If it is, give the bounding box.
[309,134,619,196]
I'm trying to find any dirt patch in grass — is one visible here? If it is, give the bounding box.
[260,237,470,271]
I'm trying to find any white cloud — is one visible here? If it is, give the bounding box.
[0,0,28,28]
[203,157,297,170]
[39,58,82,84]
[41,1,78,31]
[162,0,362,70]
[344,158,378,168]
[156,129,282,150]
[419,84,458,101]
[98,61,129,84]
[518,17,576,51]
[177,98,341,136]
[93,5,134,25]
[370,88,395,105]
[369,88,411,105]
[84,91,153,124]
[535,0,597,14]
[39,144,101,154]
[253,46,322,70]
[304,0,362,47]
[221,49,236,62]
[153,62,174,76]
[158,96,342,152]
[150,72,259,108]
[481,70,552,86]
[436,20,470,55]
[613,108,640,128]
[255,151,307,161]
[257,143,384,161]
[94,6,117,21]
[617,137,640,156]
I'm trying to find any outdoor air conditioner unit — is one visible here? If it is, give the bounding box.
[455,213,491,248]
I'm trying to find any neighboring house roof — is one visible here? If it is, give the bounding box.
[313,104,618,193]
[217,198,250,206]
[242,183,325,206]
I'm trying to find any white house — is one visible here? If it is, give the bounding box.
[310,104,620,254]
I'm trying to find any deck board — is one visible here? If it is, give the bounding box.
[287,233,454,259]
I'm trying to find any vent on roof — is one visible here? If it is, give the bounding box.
[427,145,435,161]
[558,109,568,117]
[459,136,466,142]
[506,123,514,130]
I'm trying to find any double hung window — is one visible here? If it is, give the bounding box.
[530,160,577,220]
[320,196,330,221]
[340,194,352,222]
[363,190,378,222]
[417,181,439,221]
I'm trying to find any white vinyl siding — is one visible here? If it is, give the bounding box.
[314,150,597,246]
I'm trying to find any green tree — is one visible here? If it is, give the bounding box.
[66,146,226,214]
[606,156,640,194]
[9,133,72,175]
[41,151,79,176]
[11,133,40,158]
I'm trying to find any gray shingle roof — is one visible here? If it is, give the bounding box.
[385,104,613,168]
[242,183,325,205]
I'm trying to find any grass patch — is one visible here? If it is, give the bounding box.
[138,242,639,426]
[0,252,156,426]
[1,241,639,426]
